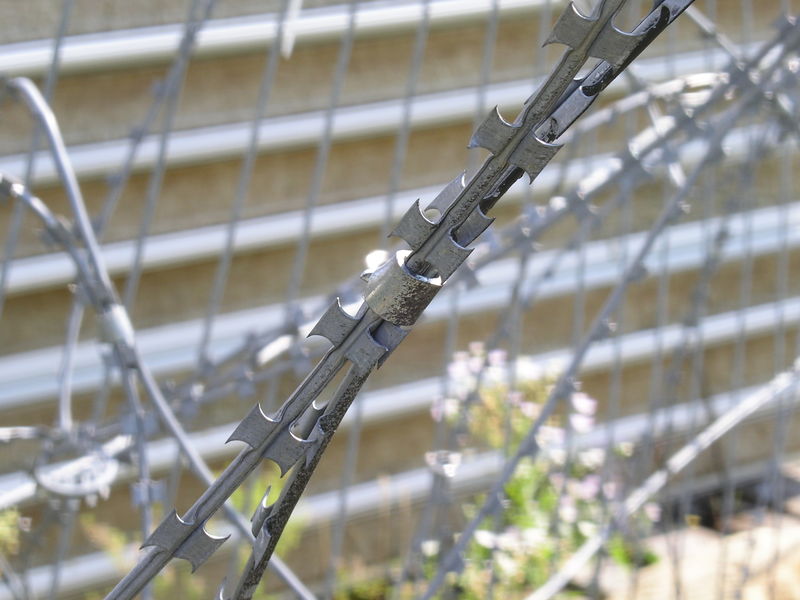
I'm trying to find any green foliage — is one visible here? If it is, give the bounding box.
[80,513,129,563]
[0,508,22,555]
[328,344,661,599]
[607,533,658,569]
[334,571,392,600]
[409,343,660,599]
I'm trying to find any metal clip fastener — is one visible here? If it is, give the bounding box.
[364,250,442,327]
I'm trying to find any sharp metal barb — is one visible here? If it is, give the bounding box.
[230,365,372,600]
[142,511,229,573]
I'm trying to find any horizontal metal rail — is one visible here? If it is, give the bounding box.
[0,44,746,185]
[2,116,773,296]
[2,379,794,600]
[3,288,799,512]
[0,0,559,77]
[1,192,797,409]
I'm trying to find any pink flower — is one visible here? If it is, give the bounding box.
[576,475,601,500]
[516,358,544,382]
[569,413,594,433]
[559,497,578,523]
[644,502,662,522]
[519,401,539,419]
[468,356,484,374]
[488,348,507,367]
[507,390,525,406]
[603,481,618,500]
[475,530,496,548]
[447,362,470,383]
[468,341,485,356]
[549,473,565,490]
[571,392,597,415]
[538,425,565,446]
[430,397,460,422]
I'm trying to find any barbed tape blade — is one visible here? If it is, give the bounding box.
[468,107,562,181]
[250,486,274,536]
[545,1,648,66]
[142,511,229,572]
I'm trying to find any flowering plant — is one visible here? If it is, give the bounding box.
[420,343,659,598]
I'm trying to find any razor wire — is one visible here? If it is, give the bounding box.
[0,80,316,600]
[0,51,788,596]
[108,2,705,597]
[1,0,800,599]
[0,1,315,596]
[0,1,698,597]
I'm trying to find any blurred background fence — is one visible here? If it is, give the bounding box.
[1,0,799,598]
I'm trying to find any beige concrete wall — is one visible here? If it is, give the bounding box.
[2,0,799,595]
[0,0,367,44]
